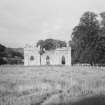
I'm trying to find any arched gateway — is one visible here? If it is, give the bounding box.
[46,55,50,65]
[61,56,66,65]
[24,43,71,66]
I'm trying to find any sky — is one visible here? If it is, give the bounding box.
[0,0,105,48]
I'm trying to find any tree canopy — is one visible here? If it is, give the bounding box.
[71,11,105,66]
[36,39,67,55]
[0,44,23,65]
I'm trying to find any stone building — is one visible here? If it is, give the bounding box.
[24,43,71,66]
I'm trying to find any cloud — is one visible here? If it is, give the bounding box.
[0,0,105,47]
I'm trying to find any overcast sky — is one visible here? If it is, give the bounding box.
[0,0,105,48]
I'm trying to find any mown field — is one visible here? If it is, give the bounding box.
[0,65,105,105]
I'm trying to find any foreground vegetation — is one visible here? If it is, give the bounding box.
[0,44,24,65]
[0,65,105,105]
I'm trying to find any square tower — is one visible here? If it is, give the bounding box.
[24,44,40,66]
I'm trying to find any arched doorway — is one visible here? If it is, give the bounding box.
[46,55,50,65]
[30,56,34,61]
[61,56,66,65]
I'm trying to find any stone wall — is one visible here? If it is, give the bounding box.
[24,45,71,66]
[24,45,40,66]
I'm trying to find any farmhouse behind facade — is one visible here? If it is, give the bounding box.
[24,43,71,66]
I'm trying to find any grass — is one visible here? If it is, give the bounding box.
[0,65,105,105]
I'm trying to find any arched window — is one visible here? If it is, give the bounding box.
[46,55,50,65]
[61,56,66,65]
[30,56,34,61]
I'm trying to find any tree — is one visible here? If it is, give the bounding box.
[100,12,105,27]
[36,40,44,49]
[43,39,57,50]
[0,44,6,52]
[71,11,100,65]
[36,39,67,51]
[36,40,45,64]
[36,40,45,55]
[57,40,67,48]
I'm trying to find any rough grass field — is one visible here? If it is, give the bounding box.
[0,65,105,105]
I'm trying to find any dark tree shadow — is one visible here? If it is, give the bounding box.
[71,95,105,105]
[58,95,105,105]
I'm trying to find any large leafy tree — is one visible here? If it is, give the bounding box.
[36,39,67,52]
[0,43,24,65]
[36,40,45,55]
[96,12,105,64]
[71,11,100,65]
[43,39,56,50]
